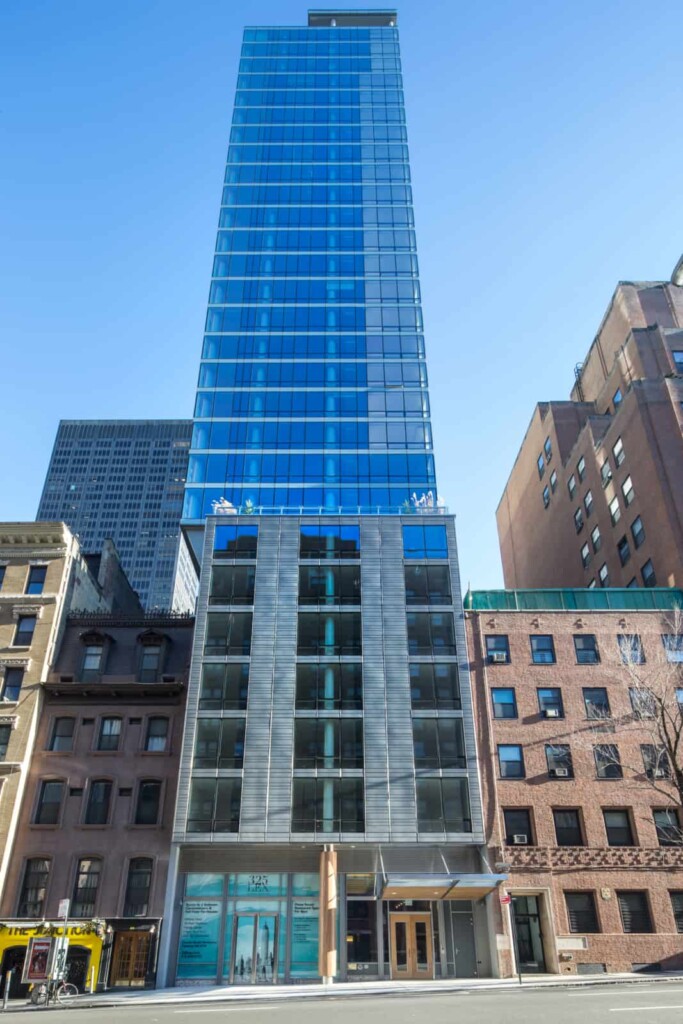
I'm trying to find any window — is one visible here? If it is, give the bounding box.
[631,515,645,549]
[299,565,361,605]
[537,453,545,479]
[498,744,524,779]
[678,689,683,709]
[82,644,104,681]
[580,543,591,569]
[554,809,584,846]
[214,523,258,559]
[574,508,584,533]
[1,667,23,702]
[544,437,553,462]
[565,892,600,933]
[583,688,610,719]
[608,496,621,525]
[618,634,644,665]
[84,780,112,825]
[574,634,599,664]
[416,777,471,833]
[25,566,47,595]
[671,892,683,933]
[209,565,256,605]
[135,781,161,825]
[630,686,656,718]
[601,459,612,487]
[672,350,683,372]
[34,780,64,825]
[0,725,11,760]
[641,559,656,588]
[546,744,573,778]
[291,778,364,834]
[530,635,555,664]
[139,644,162,682]
[402,524,447,560]
[583,490,593,517]
[567,474,577,499]
[97,717,121,752]
[587,578,596,589]
[18,859,50,917]
[542,486,550,509]
[603,809,634,846]
[662,635,683,664]
[621,475,635,507]
[294,718,363,769]
[550,470,558,493]
[591,525,602,552]
[598,563,609,587]
[492,688,517,719]
[577,456,586,482]
[642,745,671,781]
[199,663,249,710]
[613,387,623,409]
[297,662,364,710]
[204,612,253,655]
[404,564,451,604]
[617,891,653,933]
[594,745,622,779]
[617,535,631,566]
[297,612,362,656]
[412,718,465,769]
[409,663,460,709]
[72,858,101,917]
[537,688,564,717]
[300,523,360,559]
[187,777,242,833]
[145,717,168,752]
[194,718,246,769]
[613,437,625,467]
[13,615,36,647]
[485,635,510,664]
[0,566,4,590]
[406,613,456,655]
[124,858,153,916]
[49,717,75,752]
[504,808,532,845]
[653,809,681,847]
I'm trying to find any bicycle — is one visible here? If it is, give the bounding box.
[29,979,79,1006]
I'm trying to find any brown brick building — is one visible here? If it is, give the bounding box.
[466,587,683,976]
[497,274,683,590]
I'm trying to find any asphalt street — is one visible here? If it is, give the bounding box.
[11,984,683,1024]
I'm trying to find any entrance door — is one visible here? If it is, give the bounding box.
[511,896,546,973]
[111,932,151,987]
[389,914,434,980]
[231,914,278,984]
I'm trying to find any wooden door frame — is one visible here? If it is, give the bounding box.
[388,912,434,980]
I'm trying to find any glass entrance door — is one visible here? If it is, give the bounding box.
[231,914,278,984]
[389,913,434,979]
[511,896,546,973]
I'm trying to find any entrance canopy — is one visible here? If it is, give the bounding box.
[381,873,507,902]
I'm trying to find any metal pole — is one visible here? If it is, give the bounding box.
[2,970,12,1010]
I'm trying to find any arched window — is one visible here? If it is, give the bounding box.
[84,779,113,825]
[72,858,102,917]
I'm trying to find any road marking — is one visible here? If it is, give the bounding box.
[609,1006,683,1013]
[570,988,683,997]
[174,1007,283,1015]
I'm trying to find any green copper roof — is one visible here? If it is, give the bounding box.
[464,588,683,612]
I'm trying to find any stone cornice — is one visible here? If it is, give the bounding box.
[11,605,45,621]
[0,658,31,669]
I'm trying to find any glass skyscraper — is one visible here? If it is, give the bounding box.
[183,8,436,522]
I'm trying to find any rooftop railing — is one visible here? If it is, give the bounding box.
[464,588,683,613]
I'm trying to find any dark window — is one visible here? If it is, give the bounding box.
[492,688,517,719]
[409,663,460,710]
[485,635,510,664]
[613,437,625,467]
[617,891,653,933]
[299,564,361,605]
[631,516,645,549]
[194,718,246,769]
[209,565,256,605]
[538,688,564,717]
[204,612,253,655]
[568,474,577,499]
[504,808,532,845]
[1,667,24,702]
[139,644,162,682]
[145,717,168,752]
[406,613,456,655]
[199,663,249,710]
[49,717,75,752]
[297,612,362,656]
[187,777,242,833]
[581,543,591,569]
[0,725,11,760]
[583,688,610,719]
[291,778,364,833]
[537,453,545,479]
[404,564,451,604]
[584,490,593,517]
[574,508,584,533]
[18,858,50,917]
[34,780,64,824]
[622,475,635,507]
[577,456,586,482]
[603,809,633,846]
[213,523,258,559]
[542,486,550,509]
[565,892,599,933]
[641,559,656,588]
[629,687,656,718]
[25,566,47,595]
[546,744,573,778]
[124,858,153,916]
[135,781,161,825]
[72,858,101,917]
[609,496,621,525]
[554,809,584,846]
[601,459,613,487]
[498,744,524,779]
[672,350,683,371]
[598,563,609,587]
[81,644,104,681]
[530,635,555,664]
[670,892,683,933]
[574,634,599,664]
[300,524,360,559]
[296,662,363,710]
[653,809,681,847]
[662,635,683,664]
[416,777,471,833]
[402,524,448,561]
[97,717,121,752]
[85,780,112,825]
[617,535,631,566]
[618,634,644,665]
[591,525,602,552]
[14,615,36,647]
[0,566,4,589]
[594,745,623,779]
[412,718,465,769]
[295,718,364,769]
[641,745,671,781]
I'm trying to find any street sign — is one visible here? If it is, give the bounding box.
[58,899,70,919]
[499,890,511,905]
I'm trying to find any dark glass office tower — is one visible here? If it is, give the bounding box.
[183,9,436,523]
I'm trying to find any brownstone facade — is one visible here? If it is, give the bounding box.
[497,279,683,590]
[466,593,683,976]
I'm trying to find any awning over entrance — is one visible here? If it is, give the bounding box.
[381,873,507,902]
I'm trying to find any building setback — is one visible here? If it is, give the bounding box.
[37,421,194,612]
[496,274,683,590]
[466,587,683,976]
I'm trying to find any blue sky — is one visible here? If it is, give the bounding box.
[0,0,681,588]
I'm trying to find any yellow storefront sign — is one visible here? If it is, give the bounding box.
[0,922,105,987]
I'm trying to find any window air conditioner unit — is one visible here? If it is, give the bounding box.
[654,769,669,779]
[490,652,507,664]
[544,708,560,718]
[550,767,570,778]
[512,834,528,845]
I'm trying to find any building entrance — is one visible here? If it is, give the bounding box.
[389,913,434,980]
[111,932,151,987]
[511,896,546,973]
[230,913,278,984]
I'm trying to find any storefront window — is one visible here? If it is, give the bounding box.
[186,874,224,898]
[346,900,378,975]
[176,899,222,980]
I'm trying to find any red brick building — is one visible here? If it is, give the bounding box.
[466,587,683,976]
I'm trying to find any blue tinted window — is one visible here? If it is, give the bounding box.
[213,524,259,559]
[402,524,448,560]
